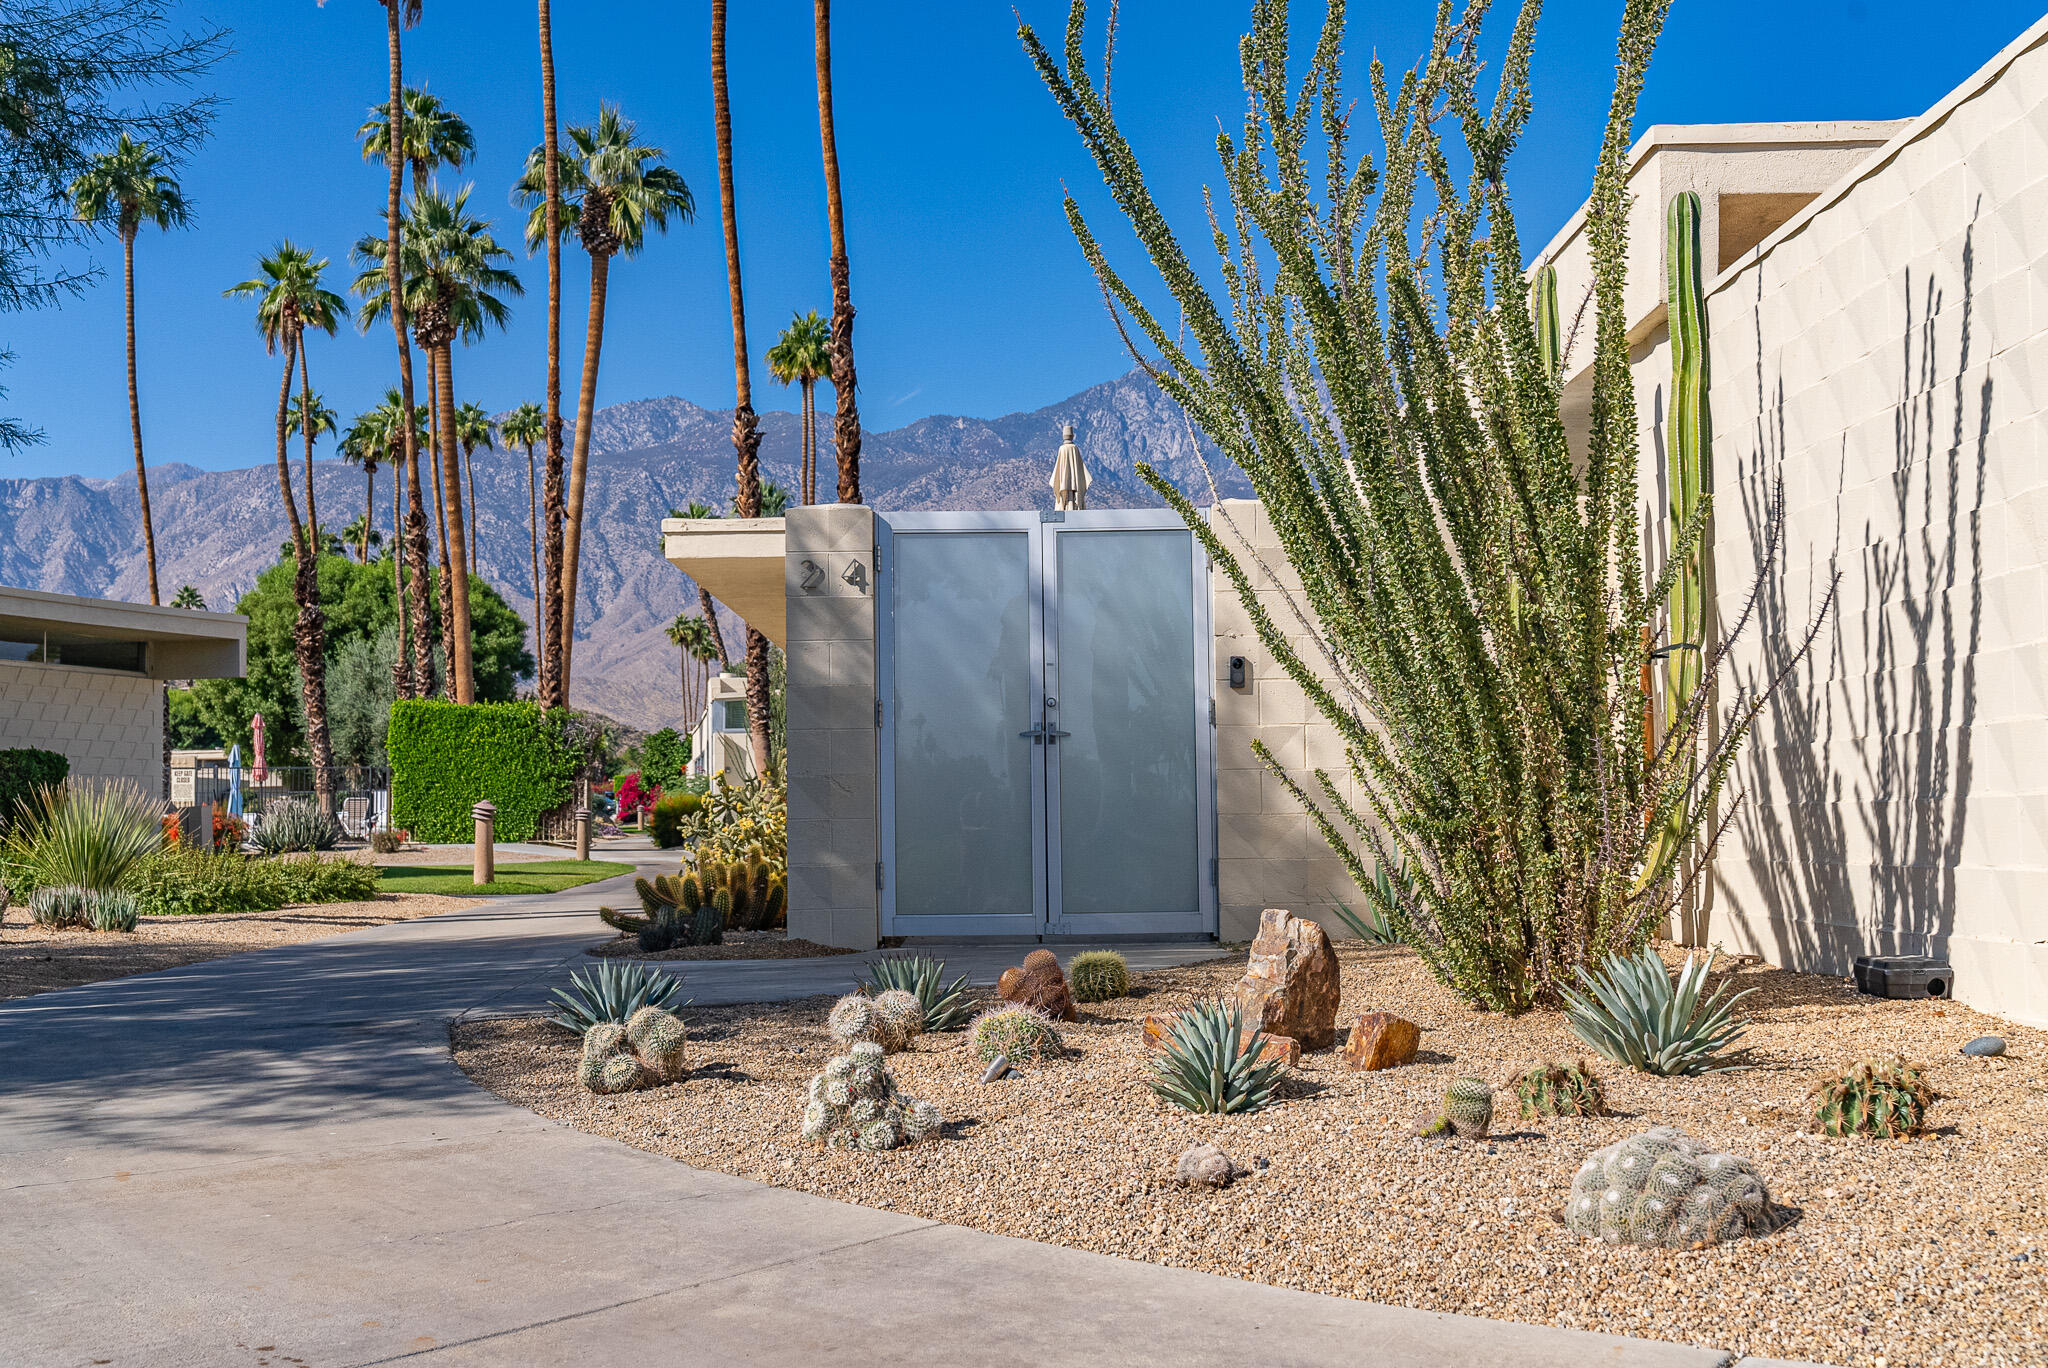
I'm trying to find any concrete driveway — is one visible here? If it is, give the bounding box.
[0,863,1811,1367]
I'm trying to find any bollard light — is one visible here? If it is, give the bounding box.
[473,799,498,886]
[574,805,593,862]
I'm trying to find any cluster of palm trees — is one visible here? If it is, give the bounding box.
[70,0,872,795]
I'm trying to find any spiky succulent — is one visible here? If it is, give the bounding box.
[800,1042,943,1151]
[546,960,688,1035]
[1568,1127,1784,1248]
[1561,947,1752,1076]
[1066,950,1130,1003]
[28,884,93,929]
[857,954,974,1032]
[1148,999,1284,1115]
[829,990,923,1053]
[250,797,342,854]
[1418,1077,1495,1139]
[1811,1057,1936,1138]
[968,1004,1061,1066]
[86,887,140,932]
[1515,1061,1609,1119]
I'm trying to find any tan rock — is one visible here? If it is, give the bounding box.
[1342,1011,1420,1070]
[997,948,1077,1022]
[1230,908,1342,1050]
[1141,1013,1299,1067]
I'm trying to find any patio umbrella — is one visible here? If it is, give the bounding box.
[1050,423,1090,511]
[226,744,244,817]
[250,713,268,785]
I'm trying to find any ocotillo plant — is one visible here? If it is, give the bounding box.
[1663,190,1710,728]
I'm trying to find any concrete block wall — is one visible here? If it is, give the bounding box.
[0,661,164,799]
[1705,19,2048,1024]
[1208,500,1368,943]
[782,504,882,950]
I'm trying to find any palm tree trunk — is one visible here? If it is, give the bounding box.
[384,0,425,700]
[537,0,567,712]
[713,0,773,779]
[425,350,455,698]
[803,378,817,505]
[463,441,478,577]
[362,465,375,562]
[557,249,611,704]
[274,334,335,809]
[121,231,159,604]
[698,587,728,666]
[815,0,861,506]
[525,439,543,680]
[297,345,320,550]
[436,343,476,703]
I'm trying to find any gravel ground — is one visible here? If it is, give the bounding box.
[453,942,2048,1367]
[1,891,482,1000]
[586,930,860,961]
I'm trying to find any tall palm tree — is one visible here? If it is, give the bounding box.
[454,400,495,575]
[766,310,829,505]
[339,513,383,561]
[500,400,547,667]
[340,396,403,564]
[225,242,345,807]
[814,0,861,504]
[356,87,474,190]
[70,134,188,606]
[535,0,566,712]
[711,0,773,778]
[665,612,718,725]
[666,499,730,668]
[353,185,522,705]
[285,390,339,542]
[516,104,693,704]
[169,584,206,610]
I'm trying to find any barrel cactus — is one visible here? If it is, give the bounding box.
[1417,1077,1494,1139]
[1811,1057,1936,1138]
[1514,1060,1609,1119]
[577,1006,689,1095]
[828,989,924,1053]
[1067,950,1130,1003]
[1567,1127,1784,1248]
[968,1003,1061,1065]
[800,1042,944,1152]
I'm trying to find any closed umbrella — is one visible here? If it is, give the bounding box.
[226,744,244,817]
[1050,423,1090,511]
[250,713,268,785]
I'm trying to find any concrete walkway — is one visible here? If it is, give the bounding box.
[2,864,1803,1367]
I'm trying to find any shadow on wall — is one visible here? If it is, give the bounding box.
[1725,212,1989,973]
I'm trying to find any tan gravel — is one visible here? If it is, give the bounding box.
[453,942,2048,1368]
[1,892,482,1000]
[586,929,860,961]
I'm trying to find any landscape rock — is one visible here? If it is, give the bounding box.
[1342,1011,1420,1070]
[1961,1035,2006,1056]
[1229,908,1341,1049]
[1140,1013,1299,1067]
[996,948,1078,1021]
[1174,1143,1246,1188]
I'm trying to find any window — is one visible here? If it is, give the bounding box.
[717,700,747,731]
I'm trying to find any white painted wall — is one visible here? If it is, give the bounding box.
[0,661,164,799]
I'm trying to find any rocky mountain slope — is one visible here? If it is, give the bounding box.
[0,368,1244,730]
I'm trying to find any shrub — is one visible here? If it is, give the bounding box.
[1562,947,1752,1076]
[546,961,687,1035]
[368,827,408,854]
[388,699,582,842]
[1149,1000,1284,1115]
[1811,1057,1937,1139]
[87,888,140,932]
[856,955,973,1032]
[616,771,659,825]
[263,853,379,905]
[214,811,248,849]
[3,779,163,892]
[1067,950,1130,1003]
[131,848,377,916]
[968,1003,1061,1065]
[647,791,702,849]
[251,797,342,854]
[637,727,689,791]
[0,748,67,833]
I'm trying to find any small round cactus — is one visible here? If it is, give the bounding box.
[1810,1057,1936,1138]
[968,1003,1062,1065]
[578,1022,649,1095]
[872,988,926,1046]
[625,1005,689,1083]
[1067,950,1130,1003]
[1514,1060,1609,1119]
[1418,1077,1494,1139]
[1567,1126,1783,1248]
[801,1041,943,1152]
[829,991,922,1053]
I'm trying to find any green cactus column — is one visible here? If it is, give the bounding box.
[1663,192,1711,728]
[1530,263,1562,382]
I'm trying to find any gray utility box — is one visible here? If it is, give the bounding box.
[1853,955,1953,999]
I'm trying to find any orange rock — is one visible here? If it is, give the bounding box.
[1141,1012,1298,1067]
[996,948,1077,1021]
[1230,908,1342,1050]
[1342,1011,1420,1070]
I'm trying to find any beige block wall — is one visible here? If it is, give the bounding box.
[782,503,882,950]
[1208,500,1368,942]
[0,661,164,799]
[1703,21,2048,1025]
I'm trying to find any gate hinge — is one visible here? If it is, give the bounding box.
[875,698,884,728]
[876,861,886,890]
[1208,698,1216,725]
[1210,857,1219,888]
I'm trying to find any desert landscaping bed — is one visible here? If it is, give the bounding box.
[585,929,858,961]
[1,891,483,999]
[455,942,2048,1368]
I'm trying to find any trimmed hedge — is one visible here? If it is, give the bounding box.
[387,700,581,842]
[0,747,68,831]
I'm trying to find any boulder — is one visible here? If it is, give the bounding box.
[996,948,1077,1022]
[1342,1011,1420,1071]
[1141,1013,1299,1067]
[1230,908,1342,1050]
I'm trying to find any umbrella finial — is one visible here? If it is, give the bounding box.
[1050,423,1090,512]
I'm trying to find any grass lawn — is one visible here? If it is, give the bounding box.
[374,860,635,898]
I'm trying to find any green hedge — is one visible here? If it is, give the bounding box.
[0,747,68,831]
[388,700,581,842]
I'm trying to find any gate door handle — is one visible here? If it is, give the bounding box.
[1046,728,1072,744]
[1018,723,1046,743]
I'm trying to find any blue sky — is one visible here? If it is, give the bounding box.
[7,0,2045,481]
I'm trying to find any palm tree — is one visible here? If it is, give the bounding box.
[356,87,474,190]
[225,242,345,808]
[70,134,189,606]
[516,104,693,703]
[340,513,384,561]
[169,584,205,610]
[757,479,791,518]
[665,611,718,724]
[339,403,386,564]
[500,400,546,666]
[535,0,567,712]
[353,185,522,704]
[454,400,495,575]
[285,390,339,542]
[766,310,828,505]
[666,500,730,668]
[814,0,862,504]
[712,0,773,778]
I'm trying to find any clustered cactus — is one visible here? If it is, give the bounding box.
[602,856,789,951]
[857,955,973,1031]
[1417,1077,1495,1139]
[1811,1057,1937,1138]
[1067,950,1130,1003]
[968,1003,1062,1065]
[1514,1061,1609,1119]
[577,1006,689,1095]
[801,1042,944,1152]
[1568,1126,1784,1248]
[828,990,925,1054]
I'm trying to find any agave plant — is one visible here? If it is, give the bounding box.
[857,954,973,1032]
[2,780,164,891]
[1561,947,1753,1076]
[546,961,688,1036]
[1149,999,1286,1115]
[251,797,343,855]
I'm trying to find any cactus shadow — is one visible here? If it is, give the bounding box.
[940,1117,986,1140]
[687,1061,759,1083]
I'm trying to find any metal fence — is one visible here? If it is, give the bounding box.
[178,764,392,840]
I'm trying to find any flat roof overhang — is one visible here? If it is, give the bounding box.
[661,517,787,647]
[0,585,248,680]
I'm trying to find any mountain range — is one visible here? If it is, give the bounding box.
[0,367,1245,730]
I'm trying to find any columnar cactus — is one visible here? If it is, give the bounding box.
[828,989,924,1053]
[1529,262,1562,381]
[1567,1127,1782,1248]
[1067,950,1131,1003]
[968,1003,1062,1065]
[800,1042,944,1152]
[1417,1077,1494,1139]
[1811,1057,1936,1138]
[577,1006,689,1094]
[1514,1060,1609,1119]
